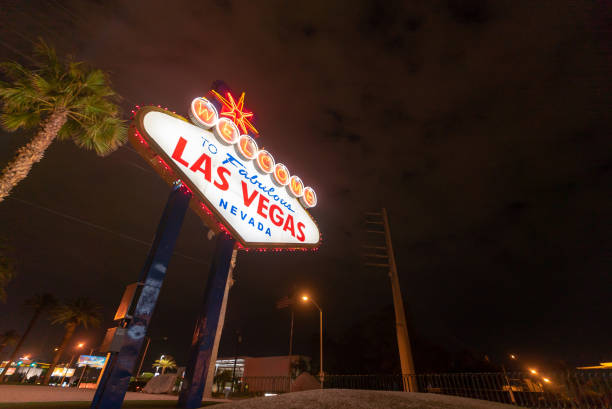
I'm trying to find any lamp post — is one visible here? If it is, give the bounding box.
[60,342,84,387]
[301,295,323,388]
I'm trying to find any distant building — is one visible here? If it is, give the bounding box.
[214,355,311,378]
[213,355,312,394]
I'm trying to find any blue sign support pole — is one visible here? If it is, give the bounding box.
[91,183,192,409]
[178,234,236,408]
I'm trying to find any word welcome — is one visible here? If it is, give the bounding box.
[190,96,317,208]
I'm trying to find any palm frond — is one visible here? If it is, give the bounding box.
[0,84,45,112]
[57,118,82,141]
[50,297,102,329]
[75,115,127,156]
[83,70,115,97]
[24,293,57,310]
[71,95,118,117]
[0,110,41,131]
[32,38,61,77]
[30,73,53,95]
[67,60,86,82]
[0,61,29,81]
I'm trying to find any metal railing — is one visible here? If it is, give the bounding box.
[220,371,612,408]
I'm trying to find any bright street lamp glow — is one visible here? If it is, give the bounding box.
[77,343,85,348]
[301,296,309,301]
[530,369,537,374]
[543,378,551,383]
[510,354,517,360]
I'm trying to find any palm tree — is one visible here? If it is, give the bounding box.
[0,293,56,383]
[42,297,101,385]
[0,39,126,202]
[153,356,177,375]
[0,329,19,356]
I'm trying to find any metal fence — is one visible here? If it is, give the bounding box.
[225,371,612,408]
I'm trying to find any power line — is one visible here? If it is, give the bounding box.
[6,196,208,266]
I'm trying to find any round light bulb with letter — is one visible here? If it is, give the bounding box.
[214,117,240,145]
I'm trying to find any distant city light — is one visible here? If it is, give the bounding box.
[510,354,517,360]
[301,295,309,301]
[543,378,551,383]
[530,369,537,374]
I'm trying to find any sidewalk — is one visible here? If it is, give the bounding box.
[0,385,229,403]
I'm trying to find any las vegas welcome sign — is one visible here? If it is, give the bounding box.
[129,90,321,250]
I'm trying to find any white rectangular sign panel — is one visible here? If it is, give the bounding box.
[131,107,320,250]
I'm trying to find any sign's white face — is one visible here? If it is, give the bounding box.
[140,110,320,248]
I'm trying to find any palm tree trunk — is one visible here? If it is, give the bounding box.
[42,322,76,385]
[0,309,41,383]
[0,109,67,202]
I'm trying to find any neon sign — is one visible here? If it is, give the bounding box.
[256,150,274,173]
[129,90,320,250]
[189,98,218,128]
[210,90,258,136]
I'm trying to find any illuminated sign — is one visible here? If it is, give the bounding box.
[129,90,320,250]
[77,355,107,368]
[189,98,218,128]
[51,367,75,377]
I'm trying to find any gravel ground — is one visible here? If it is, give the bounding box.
[212,389,520,409]
[0,385,229,403]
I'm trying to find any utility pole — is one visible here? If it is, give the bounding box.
[364,208,417,392]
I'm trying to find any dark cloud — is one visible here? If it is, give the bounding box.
[446,0,490,25]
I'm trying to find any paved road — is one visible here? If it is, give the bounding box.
[213,389,522,409]
[0,385,229,403]
[0,386,521,408]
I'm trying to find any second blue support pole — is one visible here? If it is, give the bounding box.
[91,183,192,409]
[178,234,236,408]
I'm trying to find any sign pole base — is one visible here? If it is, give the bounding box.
[90,183,191,409]
[178,234,236,408]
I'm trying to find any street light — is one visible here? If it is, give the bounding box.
[301,294,323,387]
[510,354,517,360]
[530,369,537,375]
[60,342,85,387]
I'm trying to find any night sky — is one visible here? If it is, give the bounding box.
[0,0,610,374]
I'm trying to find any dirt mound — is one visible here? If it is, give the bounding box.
[211,389,519,409]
